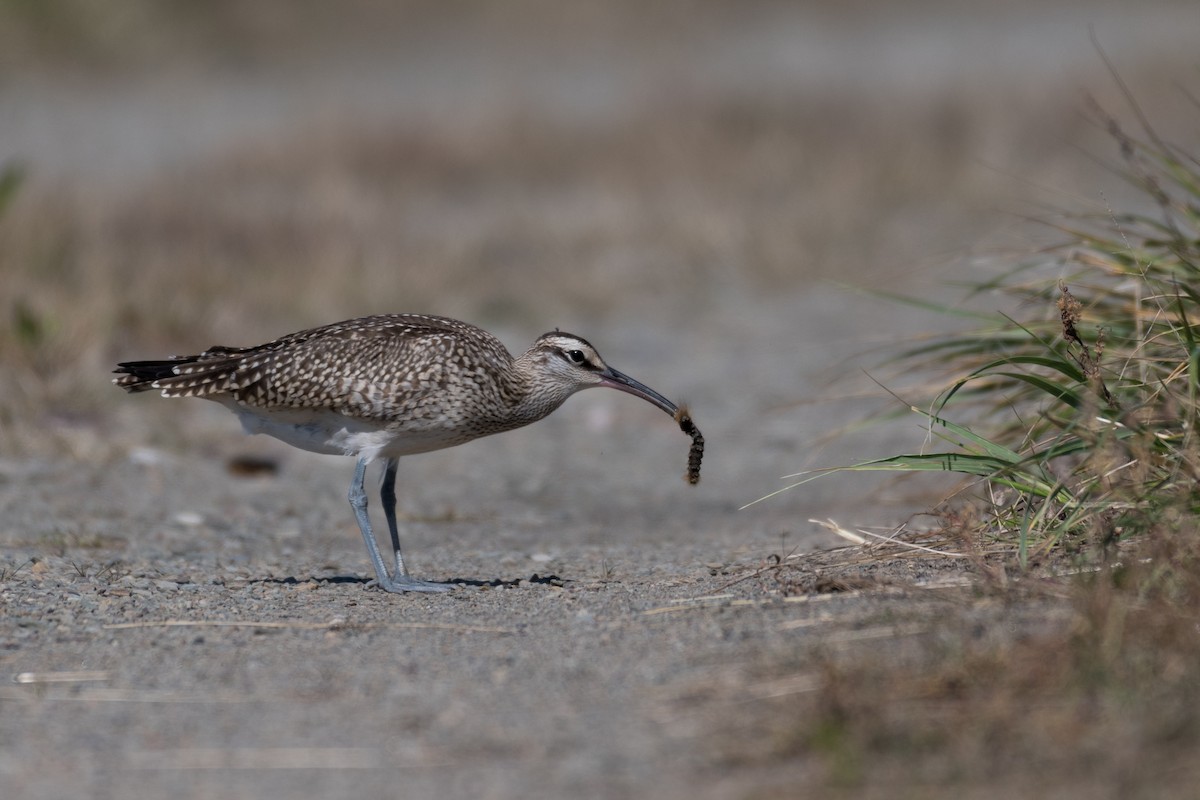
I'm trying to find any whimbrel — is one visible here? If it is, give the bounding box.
[114,314,701,593]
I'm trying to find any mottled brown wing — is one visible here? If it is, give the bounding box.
[115,315,515,422]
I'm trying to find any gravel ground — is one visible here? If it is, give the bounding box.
[0,446,917,800]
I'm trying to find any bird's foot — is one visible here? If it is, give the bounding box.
[368,574,456,594]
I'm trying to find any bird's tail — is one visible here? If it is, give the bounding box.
[113,358,199,393]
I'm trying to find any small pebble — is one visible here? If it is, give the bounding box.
[128,446,168,466]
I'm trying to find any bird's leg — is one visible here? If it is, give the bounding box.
[348,457,398,589]
[346,457,451,594]
[380,457,411,579]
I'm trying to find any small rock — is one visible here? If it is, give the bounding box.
[128,446,168,467]
[225,454,279,477]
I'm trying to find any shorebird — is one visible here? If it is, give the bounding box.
[113,314,696,593]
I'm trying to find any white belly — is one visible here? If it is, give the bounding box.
[219,401,478,462]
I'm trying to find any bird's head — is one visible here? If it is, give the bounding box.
[521,331,679,417]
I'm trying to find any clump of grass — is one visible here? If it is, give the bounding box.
[722,84,1200,797]
[765,91,1200,573]
[944,97,1197,563]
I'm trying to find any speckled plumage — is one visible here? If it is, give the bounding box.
[114,314,623,457]
[114,313,685,594]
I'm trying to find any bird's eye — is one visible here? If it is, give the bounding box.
[565,349,587,365]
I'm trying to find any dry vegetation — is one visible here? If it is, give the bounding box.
[726,87,1200,795]
[0,91,1083,456]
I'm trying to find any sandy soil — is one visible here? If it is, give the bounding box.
[2,2,1199,797]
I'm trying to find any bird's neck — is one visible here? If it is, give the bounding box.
[502,352,574,426]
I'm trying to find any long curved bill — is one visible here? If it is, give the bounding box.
[598,366,679,417]
[600,364,704,485]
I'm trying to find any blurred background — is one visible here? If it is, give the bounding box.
[1,0,1198,558]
